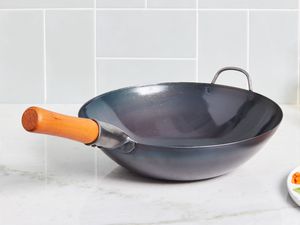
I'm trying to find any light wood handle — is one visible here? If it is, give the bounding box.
[22,106,99,144]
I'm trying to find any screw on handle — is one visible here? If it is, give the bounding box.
[22,106,99,144]
[211,67,253,91]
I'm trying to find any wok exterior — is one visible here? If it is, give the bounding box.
[79,82,282,181]
[101,128,277,181]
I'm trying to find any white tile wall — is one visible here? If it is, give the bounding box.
[249,11,298,103]
[148,0,196,8]
[97,60,196,93]
[198,11,248,88]
[96,11,196,58]
[0,0,299,104]
[46,11,94,104]
[97,0,144,8]
[0,0,93,8]
[0,11,44,103]
[198,0,298,9]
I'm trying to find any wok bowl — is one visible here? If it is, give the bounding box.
[78,80,282,180]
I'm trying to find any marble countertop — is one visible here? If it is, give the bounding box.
[0,104,299,225]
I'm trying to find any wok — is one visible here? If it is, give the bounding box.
[22,67,283,181]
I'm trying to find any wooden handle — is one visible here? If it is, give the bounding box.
[22,106,99,144]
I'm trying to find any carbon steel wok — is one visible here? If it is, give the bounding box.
[22,67,283,181]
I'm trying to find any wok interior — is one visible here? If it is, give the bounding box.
[79,83,282,147]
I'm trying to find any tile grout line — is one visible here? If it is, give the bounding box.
[195,0,199,82]
[0,8,93,11]
[42,9,48,186]
[296,0,300,105]
[0,8,299,11]
[43,10,47,104]
[96,57,197,60]
[93,0,98,185]
[246,10,250,72]
[94,2,97,97]
[95,8,300,11]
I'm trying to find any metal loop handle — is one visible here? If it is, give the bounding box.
[211,67,253,91]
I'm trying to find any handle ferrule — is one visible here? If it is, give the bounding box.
[92,122,135,153]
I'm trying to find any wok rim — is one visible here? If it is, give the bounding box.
[79,82,283,150]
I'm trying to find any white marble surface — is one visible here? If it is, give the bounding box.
[0,104,299,225]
